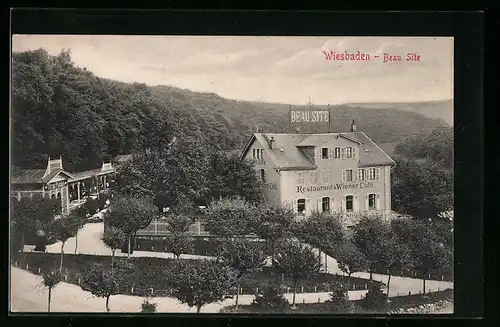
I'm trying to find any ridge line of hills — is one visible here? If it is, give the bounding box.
[12,49,452,171]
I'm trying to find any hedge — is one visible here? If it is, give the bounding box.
[220,289,454,314]
[13,252,380,297]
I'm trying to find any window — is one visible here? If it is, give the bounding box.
[256,149,260,159]
[322,197,330,212]
[346,147,353,158]
[334,147,341,159]
[368,193,376,210]
[345,169,353,182]
[260,169,266,182]
[297,199,306,214]
[321,170,330,183]
[322,148,329,159]
[260,149,264,159]
[368,168,376,180]
[345,195,354,212]
[310,171,318,184]
[297,172,305,185]
[357,169,365,181]
[252,149,256,159]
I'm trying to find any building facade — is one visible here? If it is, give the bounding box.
[11,157,115,214]
[241,123,395,226]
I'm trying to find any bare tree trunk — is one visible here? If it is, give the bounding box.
[369,270,373,280]
[127,234,131,259]
[111,249,116,272]
[106,295,110,312]
[347,272,351,290]
[325,252,328,273]
[387,273,392,298]
[59,241,65,273]
[292,278,297,307]
[74,233,78,254]
[423,274,426,294]
[196,305,201,313]
[20,231,25,254]
[47,288,52,312]
[235,279,240,310]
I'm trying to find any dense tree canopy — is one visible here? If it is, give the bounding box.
[12,49,448,172]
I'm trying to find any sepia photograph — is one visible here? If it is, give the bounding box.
[10,35,454,315]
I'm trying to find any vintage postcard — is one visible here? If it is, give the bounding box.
[10,35,454,314]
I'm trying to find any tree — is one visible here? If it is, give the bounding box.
[80,263,122,312]
[167,260,237,313]
[10,195,60,256]
[250,203,294,261]
[204,198,255,239]
[392,158,453,220]
[335,240,369,290]
[327,280,353,313]
[206,151,264,204]
[251,283,289,312]
[165,232,193,259]
[40,268,62,312]
[106,196,157,258]
[49,213,85,273]
[392,218,451,294]
[101,226,127,267]
[71,207,88,254]
[165,212,194,234]
[218,239,267,310]
[361,281,387,311]
[377,232,414,298]
[272,239,320,307]
[83,198,100,216]
[395,125,453,168]
[292,211,345,271]
[351,215,387,280]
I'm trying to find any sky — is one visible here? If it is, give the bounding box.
[12,35,453,105]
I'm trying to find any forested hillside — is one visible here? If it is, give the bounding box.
[11,49,449,172]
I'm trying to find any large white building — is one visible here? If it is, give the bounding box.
[241,122,395,226]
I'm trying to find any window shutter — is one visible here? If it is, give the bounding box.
[353,147,357,158]
[342,148,346,159]
[306,198,311,215]
[252,149,255,159]
[342,170,346,182]
[317,197,322,212]
[328,148,333,159]
[292,199,298,214]
[365,194,369,211]
[353,169,357,181]
[341,196,346,213]
[376,168,381,180]
[376,193,381,210]
[330,197,335,213]
[354,195,359,212]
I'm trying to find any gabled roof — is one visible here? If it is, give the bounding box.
[11,169,46,184]
[297,133,361,147]
[241,132,395,170]
[11,169,75,184]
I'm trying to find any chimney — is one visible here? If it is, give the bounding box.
[350,120,357,132]
[270,136,275,149]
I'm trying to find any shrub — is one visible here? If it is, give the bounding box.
[327,281,353,312]
[361,282,387,310]
[251,284,289,311]
[141,298,157,313]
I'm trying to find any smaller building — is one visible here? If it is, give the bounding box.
[11,156,116,214]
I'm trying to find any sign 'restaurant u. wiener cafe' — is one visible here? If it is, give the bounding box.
[297,181,375,193]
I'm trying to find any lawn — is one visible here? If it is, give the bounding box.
[13,252,380,297]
